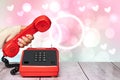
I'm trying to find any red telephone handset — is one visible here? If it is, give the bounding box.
[2,15,51,58]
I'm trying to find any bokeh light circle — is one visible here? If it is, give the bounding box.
[83,28,101,47]
[49,2,61,12]
[22,3,32,12]
[49,19,62,46]
[51,13,84,49]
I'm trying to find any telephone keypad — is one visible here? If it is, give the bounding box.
[22,50,57,66]
[34,52,46,62]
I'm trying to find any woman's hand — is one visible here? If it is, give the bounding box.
[17,26,34,48]
[0,25,34,49]
[18,34,34,48]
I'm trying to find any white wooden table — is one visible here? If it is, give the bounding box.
[0,62,120,80]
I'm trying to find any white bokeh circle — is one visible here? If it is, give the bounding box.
[50,13,84,49]
[83,28,101,47]
[22,3,32,12]
[49,1,61,12]
[49,19,62,46]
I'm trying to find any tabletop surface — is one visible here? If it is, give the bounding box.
[0,62,120,80]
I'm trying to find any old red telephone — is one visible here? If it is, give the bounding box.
[1,15,59,77]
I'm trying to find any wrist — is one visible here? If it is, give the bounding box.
[20,25,26,31]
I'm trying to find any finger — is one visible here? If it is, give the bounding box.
[18,42,24,48]
[26,34,34,40]
[18,38,27,45]
[22,36,31,43]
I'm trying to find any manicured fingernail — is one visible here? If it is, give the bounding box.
[18,38,22,41]
[22,36,25,39]
[26,34,30,36]
[18,42,22,47]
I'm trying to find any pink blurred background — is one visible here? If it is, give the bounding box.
[0,0,120,62]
